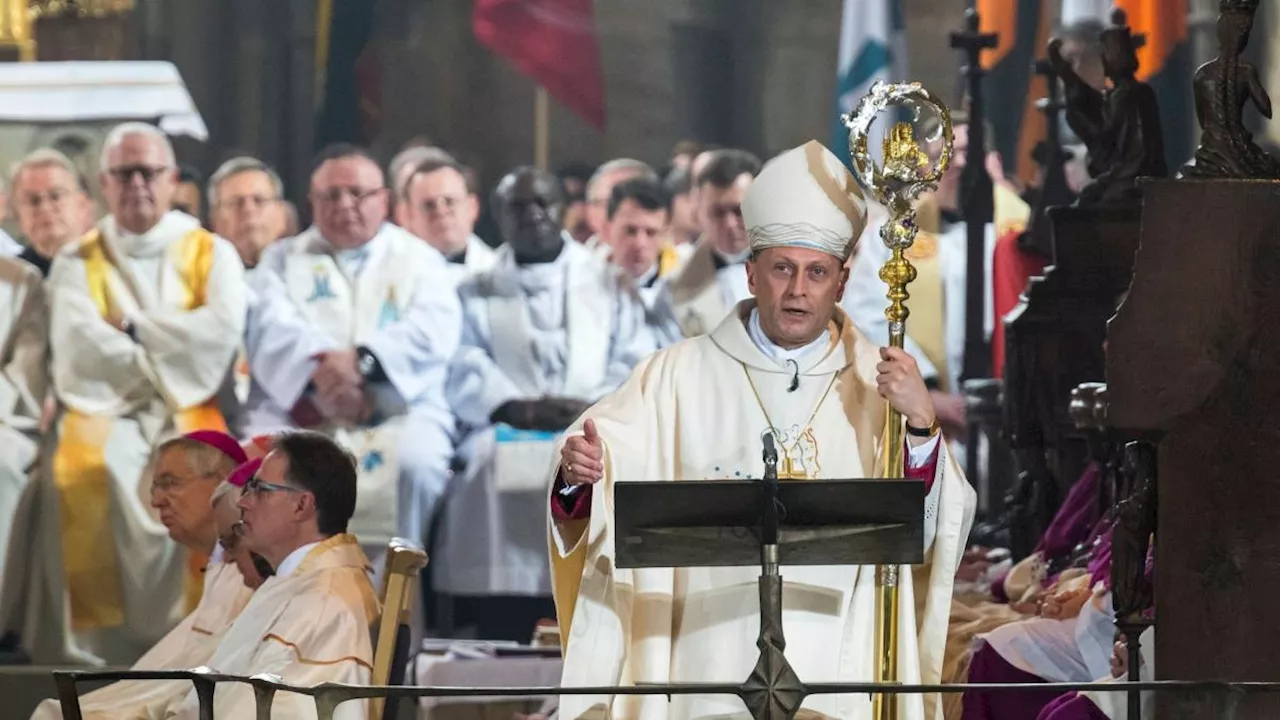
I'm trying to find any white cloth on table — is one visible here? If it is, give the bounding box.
[437,240,653,597]
[242,223,462,552]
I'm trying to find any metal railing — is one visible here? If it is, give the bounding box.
[52,669,1280,720]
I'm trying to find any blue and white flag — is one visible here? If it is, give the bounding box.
[831,0,906,166]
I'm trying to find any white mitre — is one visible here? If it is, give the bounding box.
[743,140,868,261]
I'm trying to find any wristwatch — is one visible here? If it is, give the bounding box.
[905,418,941,438]
[355,346,387,382]
[119,317,139,343]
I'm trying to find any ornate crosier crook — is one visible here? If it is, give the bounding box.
[842,80,953,720]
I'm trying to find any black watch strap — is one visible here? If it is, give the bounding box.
[906,419,940,438]
[356,346,388,383]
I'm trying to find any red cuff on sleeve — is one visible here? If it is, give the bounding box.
[550,472,593,522]
[905,441,941,495]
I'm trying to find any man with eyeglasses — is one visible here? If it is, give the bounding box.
[25,431,255,719]
[400,157,497,279]
[164,431,378,720]
[36,121,246,664]
[243,143,462,570]
[9,148,94,277]
[208,156,287,269]
[436,166,653,641]
[654,149,761,338]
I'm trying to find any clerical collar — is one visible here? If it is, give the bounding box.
[110,211,185,258]
[514,241,570,291]
[18,245,50,277]
[746,308,831,363]
[275,540,322,578]
[711,245,751,271]
[636,263,659,288]
[446,246,467,265]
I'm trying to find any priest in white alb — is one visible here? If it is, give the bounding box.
[438,166,653,641]
[8,123,245,666]
[243,143,461,567]
[163,431,379,720]
[549,140,976,720]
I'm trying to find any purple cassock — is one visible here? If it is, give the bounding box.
[1036,693,1111,720]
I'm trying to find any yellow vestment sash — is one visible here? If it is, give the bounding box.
[56,227,226,630]
[657,243,681,278]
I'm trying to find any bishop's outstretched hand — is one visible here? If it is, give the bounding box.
[561,418,604,486]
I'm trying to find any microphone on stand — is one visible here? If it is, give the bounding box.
[761,433,780,551]
[763,432,779,477]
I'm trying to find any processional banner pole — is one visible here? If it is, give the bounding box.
[843,81,953,720]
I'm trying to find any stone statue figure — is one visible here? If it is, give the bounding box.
[1047,8,1167,207]
[1183,0,1280,179]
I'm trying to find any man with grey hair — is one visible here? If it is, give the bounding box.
[29,121,245,664]
[389,144,456,224]
[8,148,94,276]
[208,156,286,268]
[582,158,658,256]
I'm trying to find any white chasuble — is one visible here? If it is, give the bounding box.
[164,534,379,720]
[439,241,652,596]
[549,302,976,720]
[0,258,47,594]
[16,211,244,665]
[243,223,462,549]
[29,559,254,720]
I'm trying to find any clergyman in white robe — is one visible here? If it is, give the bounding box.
[4,210,245,665]
[243,222,462,561]
[438,239,654,600]
[549,141,976,720]
[163,533,379,720]
[29,551,253,720]
[0,257,47,594]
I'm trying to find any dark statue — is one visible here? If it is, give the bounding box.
[1183,0,1280,179]
[1047,9,1167,207]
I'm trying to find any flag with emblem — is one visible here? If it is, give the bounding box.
[831,0,906,168]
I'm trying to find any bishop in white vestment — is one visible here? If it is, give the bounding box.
[439,167,653,638]
[549,141,975,720]
[243,146,462,562]
[0,257,47,595]
[6,124,245,666]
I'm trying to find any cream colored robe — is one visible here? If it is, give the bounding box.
[549,302,976,720]
[29,557,254,720]
[658,237,751,339]
[0,257,48,591]
[164,534,380,720]
[5,211,245,665]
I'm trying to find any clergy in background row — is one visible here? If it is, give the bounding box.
[9,148,95,277]
[600,177,673,311]
[662,165,700,256]
[0,253,46,597]
[550,140,975,720]
[658,148,761,338]
[165,431,378,720]
[9,123,245,666]
[29,432,252,720]
[389,143,455,219]
[244,144,461,568]
[582,158,658,257]
[0,174,19,256]
[438,166,653,641]
[207,156,288,269]
[400,157,498,278]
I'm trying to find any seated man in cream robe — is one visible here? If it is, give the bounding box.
[243,144,462,567]
[601,177,675,315]
[438,166,654,641]
[30,431,255,719]
[4,123,246,666]
[399,157,498,279]
[654,149,761,341]
[0,255,46,602]
[164,430,379,720]
[549,140,976,720]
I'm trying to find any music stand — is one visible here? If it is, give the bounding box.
[613,438,924,720]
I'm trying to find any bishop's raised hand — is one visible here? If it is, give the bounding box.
[561,418,604,486]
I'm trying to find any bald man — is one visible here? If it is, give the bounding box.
[31,121,245,664]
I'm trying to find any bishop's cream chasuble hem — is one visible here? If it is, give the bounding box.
[53,223,229,632]
[548,301,976,720]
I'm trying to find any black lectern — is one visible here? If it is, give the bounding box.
[613,435,925,719]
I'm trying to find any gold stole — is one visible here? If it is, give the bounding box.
[905,232,949,392]
[657,243,681,278]
[55,227,225,631]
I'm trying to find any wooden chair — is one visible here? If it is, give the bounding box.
[370,538,428,720]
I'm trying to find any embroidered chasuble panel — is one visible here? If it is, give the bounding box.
[285,251,418,346]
